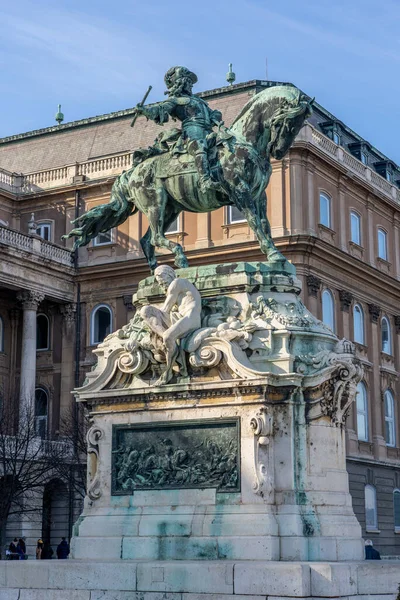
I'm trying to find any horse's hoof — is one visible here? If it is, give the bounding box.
[267,250,286,263]
[175,257,189,269]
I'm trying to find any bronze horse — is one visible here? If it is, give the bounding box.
[64,86,312,271]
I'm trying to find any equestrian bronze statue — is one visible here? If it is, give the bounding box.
[63,66,312,271]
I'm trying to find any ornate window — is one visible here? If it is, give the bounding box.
[166,216,180,234]
[36,222,52,242]
[93,230,113,246]
[377,228,388,260]
[365,484,378,531]
[319,193,331,228]
[36,314,50,351]
[90,304,112,345]
[360,153,368,165]
[350,211,361,245]
[356,382,368,442]
[393,489,400,531]
[381,317,391,355]
[35,388,48,439]
[333,131,340,145]
[384,390,396,447]
[0,316,3,352]
[322,289,335,332]
[353,304,364,345]
[227,206,246,224]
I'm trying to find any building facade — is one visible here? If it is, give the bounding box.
[1,79,400,555]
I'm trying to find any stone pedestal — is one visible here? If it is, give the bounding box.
[72,262,364,562]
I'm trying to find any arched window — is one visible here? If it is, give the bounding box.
[384,390,396,447]
[378,228,388,260]
[381,317,391,355]
[91,304,112,345]
[353,304,364,345]
[393,490,400,531]
[350,211,361,245]
[36,314,49,350]
[319,192,331,228]
[365,484,378,531]
[35,388,48,439]
[322,289,335,332]
[356,382,368,442]
[0,316,4,352]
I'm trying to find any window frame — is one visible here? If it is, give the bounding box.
[227,205,246,225]
[0,316,3,353]
[384,390,396,448]
[360,152,368,165]
[377,228,388,261]
[332,131,340,145]
[353,303,365,345]
[93,229,114,247]
[36,221,53,243]
[322,289,335,333]
[90,304,113,346]
[165,216,180,234]
[356,381,368,442]
[350,211,361,246]
[381,316,392,355]
[319,192,332,229]
[393,489,400,532]
[365,484,378,532]
[36,313,50,351]
[34,387,48,440]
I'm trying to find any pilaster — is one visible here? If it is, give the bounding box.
[59,303,77,424]
[367,303,385,459]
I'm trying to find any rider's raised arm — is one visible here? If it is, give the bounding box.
[140,99,177,125]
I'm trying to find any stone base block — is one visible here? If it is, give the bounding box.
[0,560,398,599]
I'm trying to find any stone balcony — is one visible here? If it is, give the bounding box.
[3,435,74,459]
[0,226,73,267]
[0,226,75,302]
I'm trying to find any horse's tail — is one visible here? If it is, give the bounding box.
[62,169,137,250]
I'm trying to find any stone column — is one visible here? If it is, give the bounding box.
[366,199,376,268]
[17,291,44,414]
[306,157,316,235]
[8,309,20,404]
[59,304,77,424]
[195,213,211,249]
[368,303,386,459]
[338,180,348,252]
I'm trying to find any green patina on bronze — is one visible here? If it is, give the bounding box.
[63,66,312,271]
[112,419,240,494]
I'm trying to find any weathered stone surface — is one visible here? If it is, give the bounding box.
[19,592,90,600]
[310,563,358,597]
[357,563,400,595]
[136,562,234,595]
[234,563,311,597]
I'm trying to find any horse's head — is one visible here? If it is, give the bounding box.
[268,92,312,160]
[231,85,312,161]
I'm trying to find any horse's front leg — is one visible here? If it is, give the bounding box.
[235,184,285,262]
[149,187,188,269]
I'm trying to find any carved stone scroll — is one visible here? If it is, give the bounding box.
[250,408,274,501]
[87,426,104,501]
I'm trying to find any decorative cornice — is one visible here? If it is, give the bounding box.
[17,290,45,310]
[306,275,321,297]
[123,295,134,312]
[368,303,381,324]
[60,303,77,323]
[339,290,353,313]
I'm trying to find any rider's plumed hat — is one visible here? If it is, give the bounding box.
[164,66,198,89]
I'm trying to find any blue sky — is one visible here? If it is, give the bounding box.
[0,0,399,163]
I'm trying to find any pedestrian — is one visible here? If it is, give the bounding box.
[18,538,26,555]
[365,539,381,560]
[9,538,18,560]
[56,537,70,559]
[36,539,44,560]
[16,539,25,560]
[42,540,54,559]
